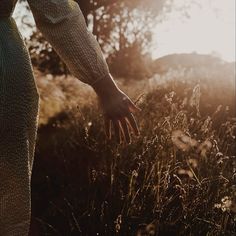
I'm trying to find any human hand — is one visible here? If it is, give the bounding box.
[101,89,140,144]
[92,75,140,144]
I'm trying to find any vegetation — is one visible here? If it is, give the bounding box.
[30,64,236,235]
[13,1,236,235]
[19,0,169,78]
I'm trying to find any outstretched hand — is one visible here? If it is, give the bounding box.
[101,89,140,144]
[92,75,140,144]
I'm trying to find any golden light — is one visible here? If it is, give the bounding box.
[14,0,235,62]
[152,0,235,62]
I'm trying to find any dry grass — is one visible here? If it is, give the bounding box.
[30,69,236,236]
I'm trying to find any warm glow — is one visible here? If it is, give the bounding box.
[152,0,235,62]
[14,0,235,62]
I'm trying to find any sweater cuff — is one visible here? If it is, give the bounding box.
[91,73,119,97]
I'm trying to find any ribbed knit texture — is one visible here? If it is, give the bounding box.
[0,0,111,235]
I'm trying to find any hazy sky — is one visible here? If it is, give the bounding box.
[14,0,235,62]
[152,0,235,62]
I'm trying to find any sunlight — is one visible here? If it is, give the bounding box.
[14,0,235,62]
[152,0,235,62]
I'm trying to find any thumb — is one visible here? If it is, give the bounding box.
[128,100,141,113]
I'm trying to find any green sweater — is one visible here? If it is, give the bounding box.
[0,1,111,235]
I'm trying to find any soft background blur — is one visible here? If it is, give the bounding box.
[13,0,236,235]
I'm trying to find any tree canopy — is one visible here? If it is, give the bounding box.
[20,0,171,79]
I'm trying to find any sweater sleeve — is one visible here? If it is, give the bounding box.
[27,0,110,86]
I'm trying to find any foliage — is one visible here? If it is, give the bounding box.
[30,72,236,235]
[27,31,69,75]
[89,0,167,79]
[107,41,154,80]
[19,0,169,78]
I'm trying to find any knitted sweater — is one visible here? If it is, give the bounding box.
[0,0,111,235]
[27,0,111,86]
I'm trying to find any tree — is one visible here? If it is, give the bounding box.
[86,0,168,79]
[19,0,170,78]
[27,31,68,75]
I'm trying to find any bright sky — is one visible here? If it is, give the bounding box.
[14,0,235,62]
[152,0,235,62]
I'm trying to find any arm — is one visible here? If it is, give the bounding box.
[27,0,109,86]
[27,0,140,143]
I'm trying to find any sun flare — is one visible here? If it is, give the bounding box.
[152,0,235,62]
[14,0,235,62]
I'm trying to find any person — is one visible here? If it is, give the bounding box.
[0,0,140,235]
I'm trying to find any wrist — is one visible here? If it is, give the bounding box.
[92,73,120,99]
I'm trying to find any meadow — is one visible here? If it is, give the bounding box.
[30,64,236,236]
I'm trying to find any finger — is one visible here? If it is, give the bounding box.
[104,118,111,139]
[126,113,140,136]
[120,118,131,144]
[127,100,141,113]
[112,119,121,144]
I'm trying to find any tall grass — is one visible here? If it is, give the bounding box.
[30,71,235,235]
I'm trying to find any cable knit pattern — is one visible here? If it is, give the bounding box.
[0,0,111,235]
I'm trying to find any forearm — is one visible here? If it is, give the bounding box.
[28,0,112,88]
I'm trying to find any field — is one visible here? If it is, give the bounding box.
[30,65,236,236]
